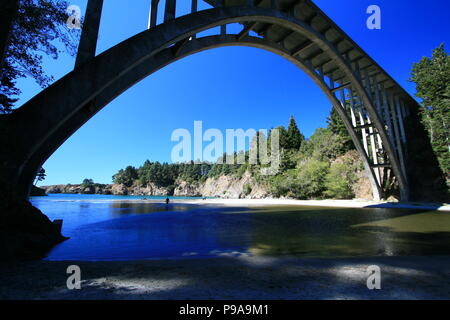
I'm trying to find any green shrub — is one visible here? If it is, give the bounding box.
[324,163,355,199]
[243,184,252,196]
[268,159,329,199]
[324,153,359,199]
[295,159,329,199]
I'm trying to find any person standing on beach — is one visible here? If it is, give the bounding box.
[165,197,170,205]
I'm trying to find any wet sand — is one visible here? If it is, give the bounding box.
[1,255,449,300]
[181,198,450,211]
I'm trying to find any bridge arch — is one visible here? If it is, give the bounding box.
[2,1,444,202]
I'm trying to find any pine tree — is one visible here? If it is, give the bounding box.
[326,106,355,154]
[286,116,305,150]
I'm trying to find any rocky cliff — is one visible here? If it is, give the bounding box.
[173,172,269,199]
[41,172,270,199]
[41,167,373,200]
[42,182,174,196]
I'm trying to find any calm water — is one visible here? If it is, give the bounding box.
[31,194,450,261]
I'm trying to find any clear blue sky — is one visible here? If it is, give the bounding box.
[15,0,449,185]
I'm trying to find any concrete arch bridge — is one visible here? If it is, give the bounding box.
[0,0,446,203]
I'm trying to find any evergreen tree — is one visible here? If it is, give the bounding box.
[326,106,355,154]
[286,116,305,150]
[112,166,138,187]
[409,44,450,176]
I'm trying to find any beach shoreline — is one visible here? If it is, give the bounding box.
[182,198,450,211]
[38,195,450,212]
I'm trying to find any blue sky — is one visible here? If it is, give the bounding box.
[15,0,449,185]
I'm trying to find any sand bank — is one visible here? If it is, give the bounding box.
[167,198,450,211]
[44,197,450,211]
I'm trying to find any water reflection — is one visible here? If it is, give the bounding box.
[244,206,450,257]
[109,202,199,215]
[30,197,450,261]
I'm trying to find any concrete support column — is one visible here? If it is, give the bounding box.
[191,0,198,13]
[380,83,395,147]
[347,89,358,127]
[75,0,104,68]
[164,0,176,22]
[389,94,407,180]
[395,97,407,144]
[0,0,19,78]
[190,0,198,39]
[148,0,160,29]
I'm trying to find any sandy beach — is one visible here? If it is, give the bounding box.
[1,255,449,300]
[104,198,450,212]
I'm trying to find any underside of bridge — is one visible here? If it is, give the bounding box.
[0,1,448,259]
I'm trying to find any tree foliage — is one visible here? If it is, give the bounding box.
[1,0,80,113]
[324,154,359,199]
[300,127,347,161]
[285,116,305,150]
[81,178,94,188]
[112,166,138,187]
[327,106,355,155]
[409,44,450,176]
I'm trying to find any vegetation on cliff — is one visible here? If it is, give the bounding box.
[112,111,363,200]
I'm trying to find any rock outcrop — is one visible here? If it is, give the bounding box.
[198,172,269,199]
[170,172,268,199]
[0,200,68,261]
[41,173,269,199]
[30,185,47,196]
[42,183,172,197]
[174,181,201,197]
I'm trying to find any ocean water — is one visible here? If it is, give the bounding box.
[30,194,450,261]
